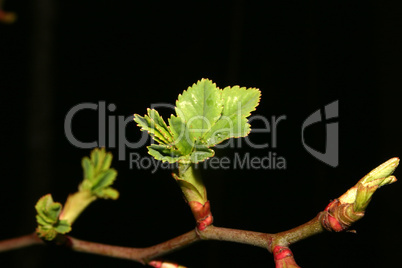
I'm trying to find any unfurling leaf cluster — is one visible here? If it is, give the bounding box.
[134,79,261,164]
[35,194,71,241]
[35,148,119,241]
[79,147,119,199]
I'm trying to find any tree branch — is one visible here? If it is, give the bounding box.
[1,154,398,266]
[0,233,43,253]
[270,213,325,250]
[199,225,273,249]
[0,220,319,265]
[66,230,199,264]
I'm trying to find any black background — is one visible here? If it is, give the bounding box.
[1,1,402,267]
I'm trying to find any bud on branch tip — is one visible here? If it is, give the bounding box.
[322,157,398,232]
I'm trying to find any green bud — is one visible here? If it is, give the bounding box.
[360,157,399,185]
[339,158,398,205]
[35,194,71,241]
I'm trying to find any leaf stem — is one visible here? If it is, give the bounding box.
[59,190,96,225]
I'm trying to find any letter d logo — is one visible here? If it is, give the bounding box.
[301,100,338,167]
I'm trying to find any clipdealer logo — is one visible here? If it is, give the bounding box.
[63,100,339,170]
[302,100,339,167]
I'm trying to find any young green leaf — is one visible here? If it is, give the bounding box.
[190,145,214,164]
[91,169,118,194]
[175,79,223,139]
[204,86,261,146]
[148,144,187,163]
[168,115,194,155]
[82,157,94,181]
[147,109,173,143]
[95,187,120,200]
[134,109,173,145]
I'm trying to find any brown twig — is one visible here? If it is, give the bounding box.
[66,230,199,264]
[0,233,43,253]
[0,218,322,266]
[1,156,397,265]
